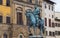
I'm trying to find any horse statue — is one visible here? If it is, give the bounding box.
[25,7,44,36]
[25,9,37,35]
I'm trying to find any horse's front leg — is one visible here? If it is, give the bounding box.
[33,24,36,35]
[40,25,42,36]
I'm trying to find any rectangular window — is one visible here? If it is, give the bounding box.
[0,16,2,23]
[52,6,53,11]
[28,0,32,3]
[55,23,57,27]
[0,0,2,5]
[55,31,60,35]
[49,31,55,36]
[58,31,60,35]
[52,22,55,27]
[49,19,51,27]
[52,15,54,18]
[49,5,50,10]
[45,4,47,8]
[57,23,60,27]
[49,31,51,36]
[55,31,58,35]
[45,18,47,26]
[6,0,10,6]
[6,17,10,24]
[46,31,48,36]
[52,32,55,36]
[17,13,23,25]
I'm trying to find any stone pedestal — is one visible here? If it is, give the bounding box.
[29,35,44,38]
[40,37,43,38]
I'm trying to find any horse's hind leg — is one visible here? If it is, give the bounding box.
[33,24,36,35]
[40,26,42,36]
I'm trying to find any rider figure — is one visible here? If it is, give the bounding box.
[33,6,40,26]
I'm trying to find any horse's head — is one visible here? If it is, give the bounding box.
[35,7,40,13]
[25,9,32,17]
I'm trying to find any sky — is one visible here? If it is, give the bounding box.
[51,0,60,12]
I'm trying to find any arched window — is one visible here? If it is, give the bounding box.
[3,33,7,38]
[20,35,22,38]
[19,34,23,38]
[16,7,23,25]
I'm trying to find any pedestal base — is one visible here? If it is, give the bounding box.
[40,37,43,38]
[29,35,44,38]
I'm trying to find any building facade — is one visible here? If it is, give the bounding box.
[54,12,60,38]
[42,0,55,38]
[0,0,11,38]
